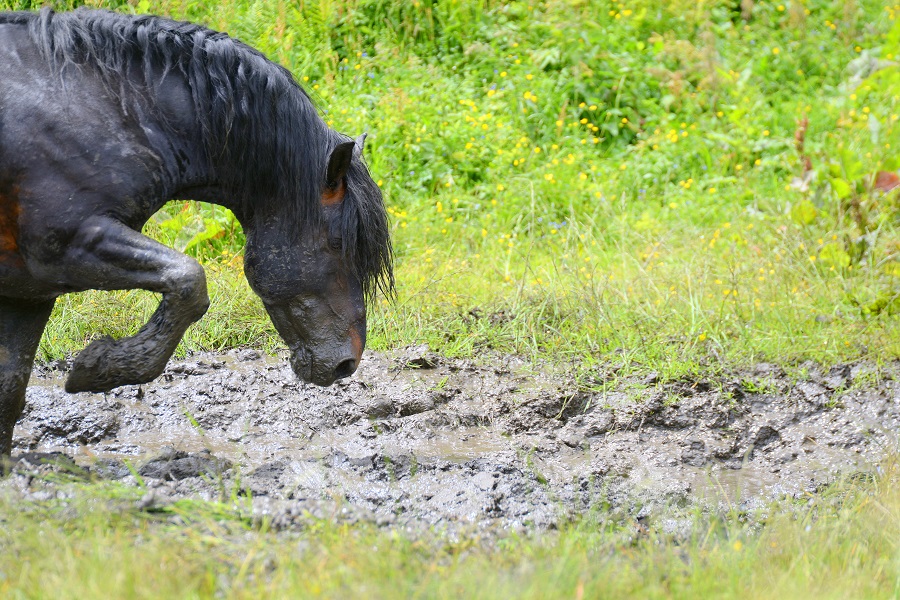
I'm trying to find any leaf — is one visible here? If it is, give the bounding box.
[601,122,619,137]
[818,243,851,268]
[185,218,226,252]
[831,178,852,199]
[790,200,817,225]
[840,149,865,181]
[874,171,900,193]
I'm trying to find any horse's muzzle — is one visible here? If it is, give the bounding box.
[289,345,359,387]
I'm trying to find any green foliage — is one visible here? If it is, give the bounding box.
[0,0,896,369]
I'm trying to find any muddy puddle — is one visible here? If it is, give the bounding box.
[6,347,900,534]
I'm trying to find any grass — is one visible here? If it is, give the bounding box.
[7,0,894,381]
[2,0,900,596]
[1,463,900,598]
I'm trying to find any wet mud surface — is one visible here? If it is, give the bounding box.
[7,348,900,534]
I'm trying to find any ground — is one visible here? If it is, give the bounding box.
[8,349,898,536]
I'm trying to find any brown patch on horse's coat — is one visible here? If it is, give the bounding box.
[0,181,23,265]
[349,323,363,362]
[321,182,345,207]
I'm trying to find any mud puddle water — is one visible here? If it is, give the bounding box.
[7,347,900,534]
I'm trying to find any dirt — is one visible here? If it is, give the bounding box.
[5,347,899,535]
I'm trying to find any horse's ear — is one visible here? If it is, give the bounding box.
[325,141,355,189]
[354,133,367,157]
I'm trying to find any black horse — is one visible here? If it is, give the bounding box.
[0,9,393,457]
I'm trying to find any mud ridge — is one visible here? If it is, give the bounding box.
[6,347,899,534]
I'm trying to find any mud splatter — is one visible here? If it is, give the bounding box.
[7,349,899,533]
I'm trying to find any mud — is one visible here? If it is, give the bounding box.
[6,347,900,534]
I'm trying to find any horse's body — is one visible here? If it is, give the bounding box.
[0,9,392,457]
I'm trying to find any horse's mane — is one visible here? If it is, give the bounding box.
[0,8,392,300]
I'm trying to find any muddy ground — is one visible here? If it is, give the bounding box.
[6,347,900,535]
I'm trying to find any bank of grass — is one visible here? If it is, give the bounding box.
[1,462,899,598]
[11,0,896,381]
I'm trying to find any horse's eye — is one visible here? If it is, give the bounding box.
[328,237,342,251]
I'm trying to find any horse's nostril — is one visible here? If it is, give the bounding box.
[333,358,357,380]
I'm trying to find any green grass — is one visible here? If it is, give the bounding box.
[2,463,900,598]
[2,0,900,596]
[16,0,897,381]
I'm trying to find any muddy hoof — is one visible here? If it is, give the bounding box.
[65,336,165,393]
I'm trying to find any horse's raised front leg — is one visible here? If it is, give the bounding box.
[0,296,55,458]
[57,216,209,393]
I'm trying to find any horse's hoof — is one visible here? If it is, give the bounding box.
[65,336,161,393]
[65,336,113,393]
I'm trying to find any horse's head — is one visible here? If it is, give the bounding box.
[243,134,392,386]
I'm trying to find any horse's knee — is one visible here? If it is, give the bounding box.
[169,259,209,318]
